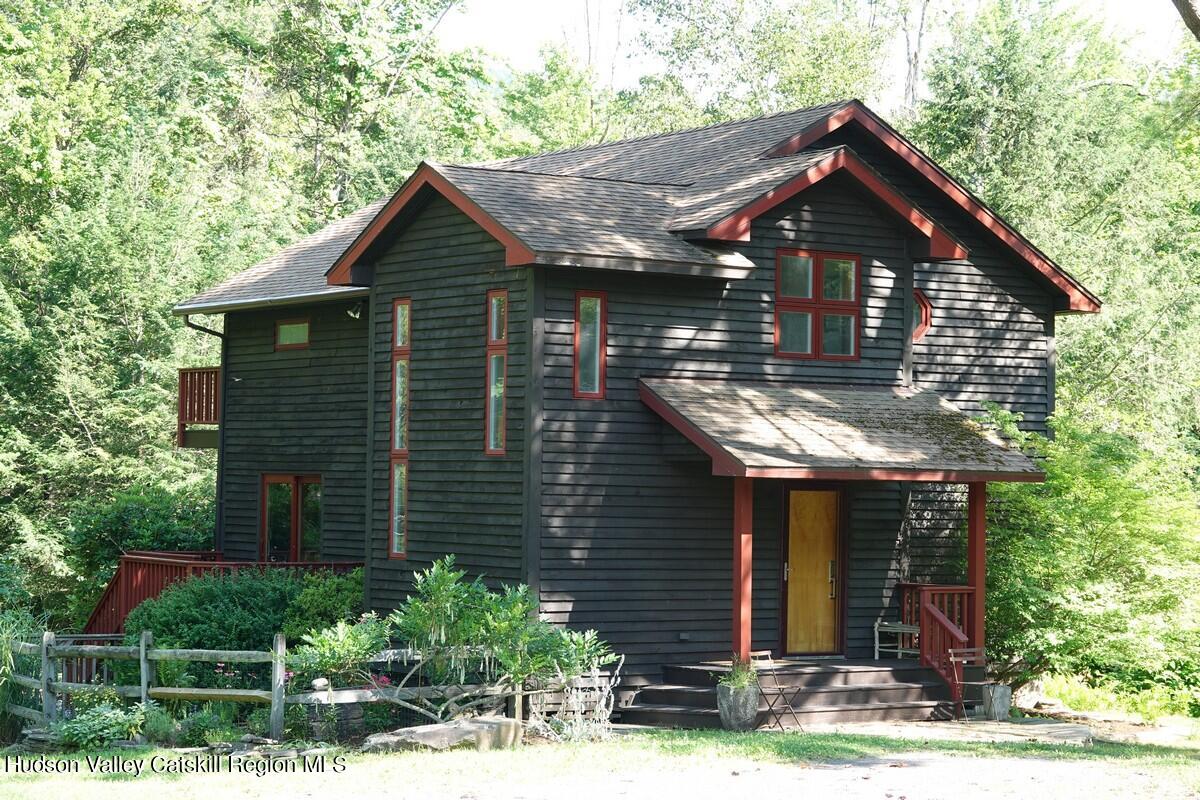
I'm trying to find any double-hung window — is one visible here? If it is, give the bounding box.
[389,298,411,558]
[485,289,508,455]
[574,291,607,399]
[774,249,861,360]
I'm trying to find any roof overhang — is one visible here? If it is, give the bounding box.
[172,286,370,316]
[327,162,538,285]
[639,378,1045,483]
[696,148,969,263]
[769,101,1100,314]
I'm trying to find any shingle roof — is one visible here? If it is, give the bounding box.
[639,378,1043,481]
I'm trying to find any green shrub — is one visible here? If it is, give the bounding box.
[288,613,391,688]
[281,569,364,641]
[0,609,43,743]
[141,702,180,746]
[55,704,145,749]
[178,708,226,747]
[69,686,123,714]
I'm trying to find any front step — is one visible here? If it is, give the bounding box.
[622,659,954,729]
[620,699,946,729]
[636,680,949,709]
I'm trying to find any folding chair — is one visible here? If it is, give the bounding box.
[948,647,988,721]
[874,619,920,659]
[750,650,804,731]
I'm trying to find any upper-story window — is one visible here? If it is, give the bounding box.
[389,298,411,558]
[275,318,310,350]
[574,291,607,399]
[485,289,508,455]
[912,288,932,342]
[774,249,860,361]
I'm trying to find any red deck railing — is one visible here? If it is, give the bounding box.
[84,551,362,635]
[898,582,975,706]
[177,367,221,445]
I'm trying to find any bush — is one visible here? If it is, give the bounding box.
[69,686,123,714]
[54,703,145,749]
[281,569,364,641]
[142,702,180,746]
[0,609,43,743]
[288,613,391,688]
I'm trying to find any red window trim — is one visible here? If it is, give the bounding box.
[389,298,411,559]
[274,318,310,351]
[573,291,607,399]
[259,473,321,561]
[913,288,932,342]
[774,249,862,361]
[485,289,508,456]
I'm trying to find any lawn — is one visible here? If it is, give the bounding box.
[1,731,1197,800]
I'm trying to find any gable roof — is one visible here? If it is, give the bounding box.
[176,100,1098,316]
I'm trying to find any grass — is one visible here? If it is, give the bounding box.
[1,730,1197,799]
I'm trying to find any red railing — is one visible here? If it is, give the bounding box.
[899,583,975,706]
[84,551,361,635]
[177,367,221,445]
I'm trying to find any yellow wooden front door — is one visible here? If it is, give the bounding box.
[785,490,840,654]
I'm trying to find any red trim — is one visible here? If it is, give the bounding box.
[913,288,932,342]
[966,482,986,650]
[274,318,310,351]
[768,102,1100,313]
[259,474,321,561]
[387,460,408,559]
[741,466,1042,482]
[732,476,753,662]
[327,164,537,285]
[705,149,967,262]
[638,382,745,475]
[484,289,508,455]
[573,291,608,399]
[774,249,862,361]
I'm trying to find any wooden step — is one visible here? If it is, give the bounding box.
[635,680,949,709]
[620,699,946,729]
[662,660,939,689]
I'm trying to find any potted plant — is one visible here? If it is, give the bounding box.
[716,656,759,731]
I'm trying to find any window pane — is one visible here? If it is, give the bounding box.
[487,353,505,451]
[265,482,293,562]
[393,358,409,451]
[391,462,407,554]
[277,321,309,347]
[577,296,601,394]
[779,255,813,298]
[395,302,410,349]
[822,258,856,301]
[299,482,321,561]
[912,298,922,331]
[778,311,812,354]
[489,294,507,342]
[822,313,856,356]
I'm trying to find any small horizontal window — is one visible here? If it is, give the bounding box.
[275,319,310,350]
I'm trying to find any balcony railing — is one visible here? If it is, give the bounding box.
[177,367,221,447]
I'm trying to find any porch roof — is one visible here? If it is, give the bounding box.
[638,379,1043,482]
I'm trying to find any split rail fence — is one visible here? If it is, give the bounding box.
[4,632,507,740]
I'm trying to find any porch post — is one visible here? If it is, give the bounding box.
[732,477,753,662]
[966,481,986,650]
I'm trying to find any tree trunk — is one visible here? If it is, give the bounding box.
[1173,0,1200,42]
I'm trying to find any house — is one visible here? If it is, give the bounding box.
[141,100,1098,725]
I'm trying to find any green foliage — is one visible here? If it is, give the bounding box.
[69,686,123,714]
[54,703,145,749]
[281,568,365,641]
[717,657,757,689]
[177,708,227,748]
[1043,674,1198,722]
[288,613,392,688]
[0,609,42,741]
[141,701,180,746]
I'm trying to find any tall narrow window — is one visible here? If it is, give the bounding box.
[774,249,861,361]
[574,291,606,399]
[260,474,321,561]
[485,289,508,455]
[389,298,411,558]
[912,288,932,342]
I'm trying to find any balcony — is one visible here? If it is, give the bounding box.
[177,367,221,448]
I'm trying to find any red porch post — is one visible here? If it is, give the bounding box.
[966,481,986,650]
[732,477,754,662]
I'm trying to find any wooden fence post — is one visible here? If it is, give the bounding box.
[139,631,153,704]
[40,631,55,723]
[269,633,285,740]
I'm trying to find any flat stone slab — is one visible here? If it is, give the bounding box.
[361,717,522,753]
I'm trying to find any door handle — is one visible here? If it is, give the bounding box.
[828,560,837,599]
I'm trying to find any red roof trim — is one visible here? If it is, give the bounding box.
[638,382,746,476]
[769,102,1100,313]
[327,163,536,286]
[705,149,968,262]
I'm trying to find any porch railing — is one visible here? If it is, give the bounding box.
[177,367,221,446]
[84,551,361,635]
[898,582,975,706]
